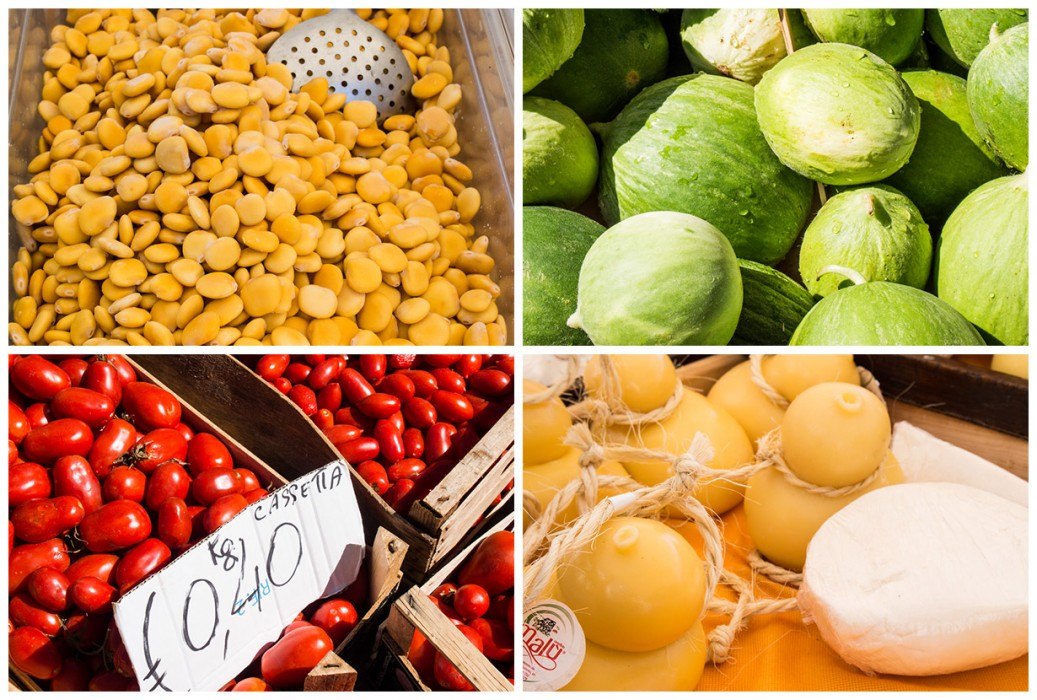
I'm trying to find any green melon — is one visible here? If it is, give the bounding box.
[531,10,669,123]
[755,43,921,185]
[926,8,1028,67]
[523,206,603,346]
[523,9,584,93]
[790,282,984,346]
[968,23,1029,171]
[802,9,924,65]
[679,9,815,85]
[799,186,932,297]
[733,260,815,345]
[885,70,1007,225]
[523,97,598,209]
[936,174,1028,346]
[598,74,812,264]
[571,211,742,345]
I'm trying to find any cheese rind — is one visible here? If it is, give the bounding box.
[799,482,1028,676]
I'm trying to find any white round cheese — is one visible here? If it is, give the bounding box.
[798,482,1028,676]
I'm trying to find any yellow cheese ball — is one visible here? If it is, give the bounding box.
[607,392,753,515]
[781,382,890,488]
[563,622,707,691]
[765,354,860,401]
[991,354,1028,379]
[707,360,787,444]
[584,354,678,413]
[744,451,904,571]
[556,517,706,652]
[523,447,629,529]
[523,379,573,466]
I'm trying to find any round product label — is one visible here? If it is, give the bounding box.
[521,599,586,692]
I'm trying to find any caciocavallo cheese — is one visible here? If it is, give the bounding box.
[799,482,1027,676]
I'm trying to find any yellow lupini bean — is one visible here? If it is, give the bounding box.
[9,8,503,346]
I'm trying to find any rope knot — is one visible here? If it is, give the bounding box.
[672,432,714,492]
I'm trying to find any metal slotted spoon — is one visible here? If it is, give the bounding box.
[265,9,414,120]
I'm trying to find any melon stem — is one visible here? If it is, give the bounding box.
[818,265,868,286]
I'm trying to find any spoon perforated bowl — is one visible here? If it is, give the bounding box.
[265,9,414,120]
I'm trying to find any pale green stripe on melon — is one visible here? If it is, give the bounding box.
[598,74,812,264]
[732,260,814,345]
[790,281,984,346]
[522,206,603,346]
[936,174,1028,345]
[573,211,742,345]
[967,23,1029,171]
[522,9,585,93]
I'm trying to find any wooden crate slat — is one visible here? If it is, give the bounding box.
[302,651,357,691]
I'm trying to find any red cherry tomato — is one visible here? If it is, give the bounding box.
[145,461,192,510]
[493,355,514,375]
[10,593,63,635]
[271,376,292,394]
[312,408,334,431]
[24,402,51,428]
[69,576,116,614]
[58,358,89,387]
[307,358,343,390]
[260,625,334,688]
[453,584,491,622]
[407,629,437,682]
[11,355,71,401]
[324,424,363,445]
[65,554,118,586]
[425,423,455,462]
[284,361,312,385]
[173,421,194,443]
[50,656,90,691]
[336,437,380,464]
[233,677,272,691]
[431,583,458,605]
[453,354,484,377]
[355,460,390,495]
[244,488,269,504]
[122,381,181,431]
[191,468,243,505]
[309,598,359,645]
[9,461,52,506]
[288,384,318,416]
[157,498,192,550]
[22,418,94,464]
[387,458,426,482]
[186,432,233,476]
[9,400,30,444]
[384,478,416,511]
[403,427,425,459]
[433,624,482,690]
[377,373,416,402]
[316,383,343,412]
[431,367,466,394]
[401,369,438,398]
[129,427,189,474]
[470,617,514,661]
[25,568,69,612]
[423,355,461,368]
[339,368,375,403]
[53,455,103,514]
[79,500,152,553]
[88,418,136,478]
[457,531,514,596]
[358,392,400,419]
[115,538,172,591]
[389,354,418,370]
[374,420,405,463]
[403,397,437,429]
[430,390,475,422]
[237,468,262,493]
[12,496,85,543]
[358,354,387,383]
[50,387,115,429]
[256,354,290,380]
[80,360,123,405]
[385,410,406,433]
[10,540,69,594]
[203,493,249,534]
[468,369,512,397]
[102,466,147,503]
[103,355,138,386]
[10,626,63,679]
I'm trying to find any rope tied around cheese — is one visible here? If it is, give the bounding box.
[748,354,885,409]
[569,355,685,427]
[522,355,583,404]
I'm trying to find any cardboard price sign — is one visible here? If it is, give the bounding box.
[113,460,364,691]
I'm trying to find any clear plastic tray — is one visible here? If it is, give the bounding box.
[7,8,514,339]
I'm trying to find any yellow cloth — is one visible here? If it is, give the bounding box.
[667,506,1029,691]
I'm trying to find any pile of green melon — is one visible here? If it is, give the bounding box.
[522,8,1028,346]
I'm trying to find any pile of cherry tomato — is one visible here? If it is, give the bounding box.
[252,354,514,514]
[7,354,371,692]
[407,530,515,691]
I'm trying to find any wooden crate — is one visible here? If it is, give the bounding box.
[675,354,1028,479]
[378,515,514,692]
[9,357,408,692]
[165,354,515,579]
